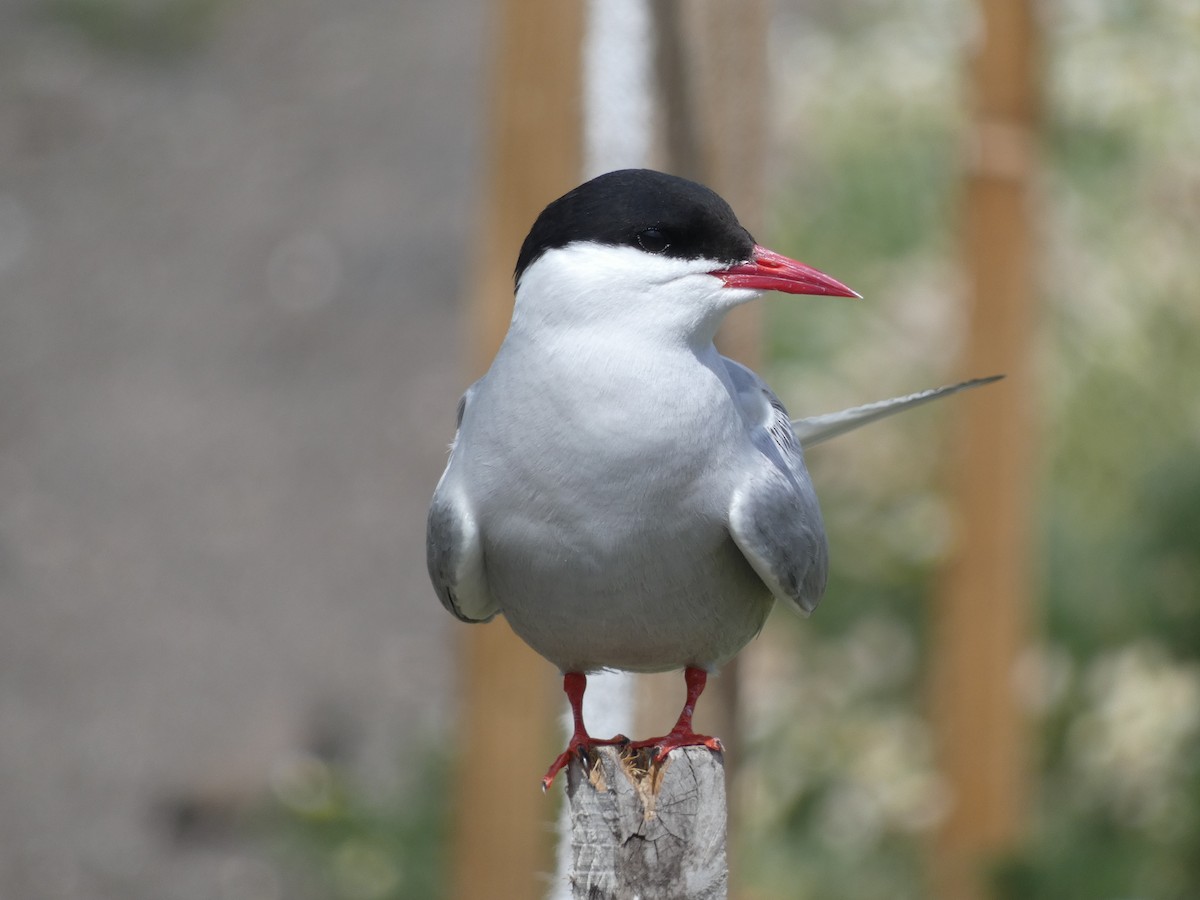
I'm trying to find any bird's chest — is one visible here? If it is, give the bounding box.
[469,342,744,563]
[459,340,771,671]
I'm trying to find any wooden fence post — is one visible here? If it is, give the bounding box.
[565,746,728,900]
[929,0,1039,897]
[452,1,584,898]
[639,0,769,784]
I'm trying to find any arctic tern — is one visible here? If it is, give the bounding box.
[426,169,999,788]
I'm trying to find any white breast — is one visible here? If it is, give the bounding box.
[458,325,773,672]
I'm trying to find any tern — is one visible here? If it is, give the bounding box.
[426,169,998,789]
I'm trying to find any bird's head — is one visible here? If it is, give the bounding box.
[511,169,858,343]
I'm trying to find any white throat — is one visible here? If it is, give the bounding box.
[511,242,760,348]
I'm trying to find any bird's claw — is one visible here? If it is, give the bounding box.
[540,733,632,791]
[631,731,724,764]
[541,749,575,792]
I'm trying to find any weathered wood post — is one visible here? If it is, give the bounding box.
[559,6,761,898]
[558,6,728,896]
[564,746,728,900]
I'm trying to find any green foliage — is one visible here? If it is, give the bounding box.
[45,0,229,58]
[259,751,449,900]
[777,110,959,273]
[741,1,1200,898]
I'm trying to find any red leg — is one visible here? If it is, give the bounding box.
[540,673,628,791]
[628,666,723,762]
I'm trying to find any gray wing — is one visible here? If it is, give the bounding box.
[723,358,828,617]
[426,382,498,623]
[793,375,1003,448]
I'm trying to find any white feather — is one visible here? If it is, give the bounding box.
[793,376,1004,448]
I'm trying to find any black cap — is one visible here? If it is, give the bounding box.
[514,169,756,287]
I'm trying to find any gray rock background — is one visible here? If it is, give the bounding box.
[0,0,484,895]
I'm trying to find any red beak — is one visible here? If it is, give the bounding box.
[713,245,860,298]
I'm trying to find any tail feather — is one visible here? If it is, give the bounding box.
[792,375,1004,449]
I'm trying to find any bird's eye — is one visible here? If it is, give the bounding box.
[636,228,670,254]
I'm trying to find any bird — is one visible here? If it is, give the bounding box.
[426,168,999,790]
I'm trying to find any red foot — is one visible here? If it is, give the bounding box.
[629,666,722,764]
[541,672,629,791]
[541,667,723,789]
[540,731,629,791]
[628,729,723,764]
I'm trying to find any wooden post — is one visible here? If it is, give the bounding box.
[639,0,770,777]
[452,1,584,898]
[929,1,1039,898]
[651,0,768,367]
[565,746,728,900]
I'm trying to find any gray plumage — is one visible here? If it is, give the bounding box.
[426,319,824,673]
[793,375,1003,448]
[426,169,995,680]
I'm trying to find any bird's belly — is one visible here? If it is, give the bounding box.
[466,343,769,672]
[485,516,773,674]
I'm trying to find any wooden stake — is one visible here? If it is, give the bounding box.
[451,1,584,898]
[651,0,767,367]
[638,0,770,780]
[565,745,728,900]
[929,1,1039,898]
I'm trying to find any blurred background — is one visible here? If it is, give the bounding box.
[2,1,1198,899]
